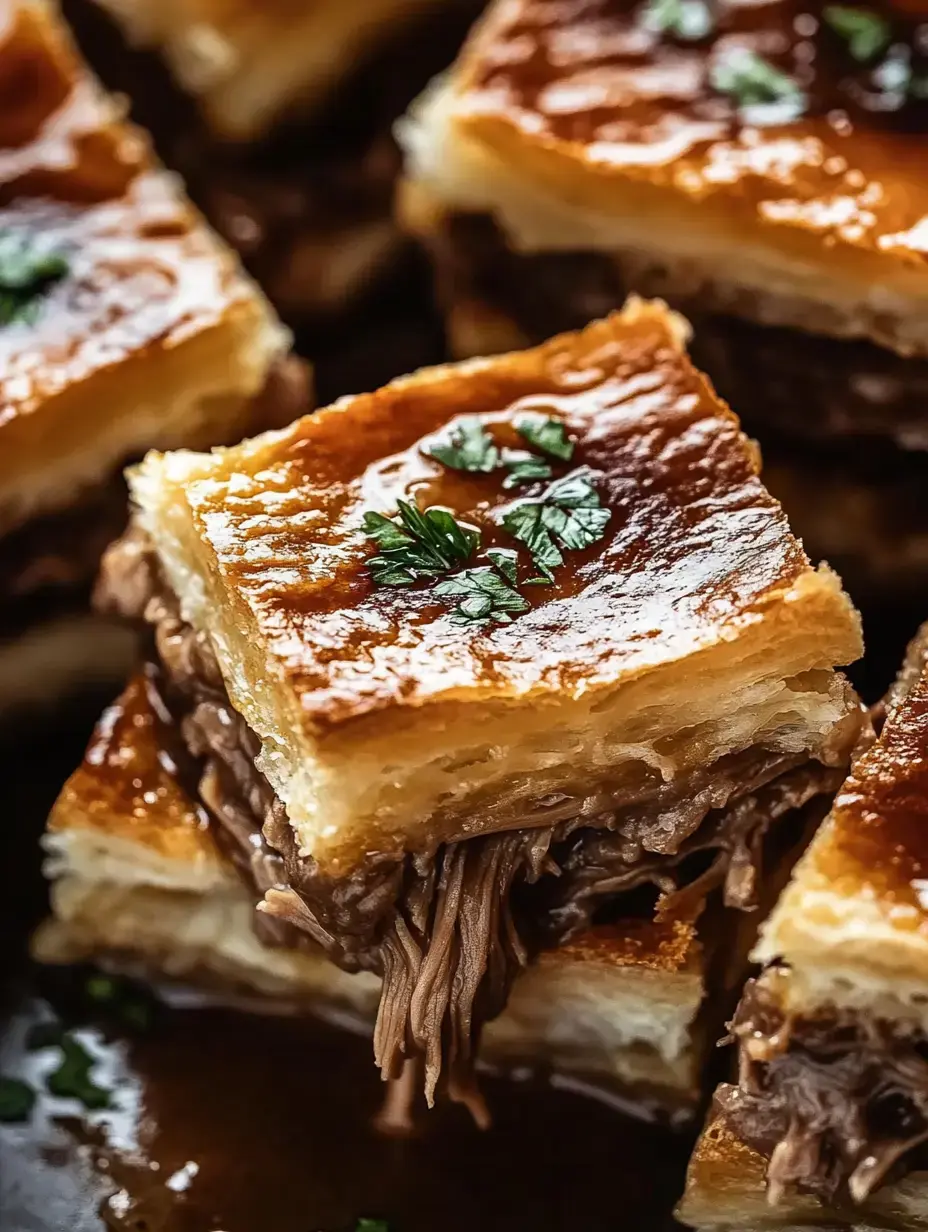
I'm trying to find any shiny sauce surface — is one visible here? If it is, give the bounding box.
[0,989,691,1232]
[458,0,928,263]
[188,310,808,730]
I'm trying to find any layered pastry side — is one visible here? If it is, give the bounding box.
[69,0,478,368]
[396,0,928,589]
[81,301,865,1117]
[679,625,928,1227]
[0,0,295,714]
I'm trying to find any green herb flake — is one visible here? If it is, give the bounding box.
[485,547,519,584]
[709,48,807,120]
[0,1076,36,1123]
[427,417,500,473]
[356,1222,389,1232]
[502,468,611,580]
[363,502,479,586]
[501,449,553,489]
[435,566,530,625]
[823,5,891,61]
[46,1035,112,1111]
[642,0,713,40]
[515,415,575,462]
[0,231,68,327]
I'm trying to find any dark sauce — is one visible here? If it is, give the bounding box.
[0,988,692,1232]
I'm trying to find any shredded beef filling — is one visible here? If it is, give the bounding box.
[717,968,928,1205]
[98,528,848,1108]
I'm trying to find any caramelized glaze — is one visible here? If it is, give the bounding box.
[48,671,218,869]
[0,0,276,501]
[815,638,928,922]
[180,308,812,731]
[456,0,928,268]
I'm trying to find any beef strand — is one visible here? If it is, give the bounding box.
[717,969,928,1204]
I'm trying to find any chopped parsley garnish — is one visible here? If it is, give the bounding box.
[84,972,153,1031]
[502,469,611,582]
[427,418,500,473]
[45,1035,111,1110]
[365,415,610,623]
[0,230,68,327]
[0,1076,36,1123]
[27,1021,112,1111]
[823,5,891,61]
[516,415,575,462]
[363,502,479,585]
[501,449,552,489]
[709,48,806,121]
[435,566,530,625]
[356,1222,389,1232]
[642,0,713,40]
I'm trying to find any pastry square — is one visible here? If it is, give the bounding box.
[687,625,928,1218]
[398,0,928,446]
[0,0,293,709]
[98,300,863,1106]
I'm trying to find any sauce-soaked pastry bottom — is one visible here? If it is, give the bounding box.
[717,966,928,1206]
[97,528,852,1113]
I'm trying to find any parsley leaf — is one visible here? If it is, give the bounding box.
[0,231,68,327]
[709,49,807,121]
[427,418,500,473]
[502,469,611,581]
[46,1035,111,1110]
[363,502,479,586]
[501,449,552,489]
[0,1076,36,1123]
[642,0,713,40]
[356,1222,389,1232]
[516,415,575,462]
[823,5,891,61]
[485,547,519,584]
[435,566,530,624]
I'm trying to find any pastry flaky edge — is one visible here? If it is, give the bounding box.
[0,0,292,535]
[92,0,464,141]
[124,299,863,876]
[35,671,722,1115]
[678,627,928,1229]
[395,0,928,358]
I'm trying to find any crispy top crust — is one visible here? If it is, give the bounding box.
[446,0,927,280]
[138,301,855,736]
[48,670,219,868]
[0,0,284,526]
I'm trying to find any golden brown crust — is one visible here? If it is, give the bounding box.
[0,0,287,530]
[441,0,928,295]
[144,302,851,736]
[755,622,928,1008]
[48,671,220,868]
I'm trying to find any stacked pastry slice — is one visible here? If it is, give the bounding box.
[37,300,864,1121]
[680,626,928,1229]
[0,0,292,715]
[397,0,928,597]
